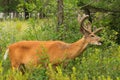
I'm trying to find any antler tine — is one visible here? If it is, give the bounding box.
[93,27,103,34]
[78,14,89,27]
[85,21,92,32]
[78,14,91,33]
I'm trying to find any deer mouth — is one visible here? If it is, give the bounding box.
[97,42,102,45]
[92,41,102,45]
[96,41,103,45]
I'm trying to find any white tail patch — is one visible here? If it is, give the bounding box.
[4,49,9,60]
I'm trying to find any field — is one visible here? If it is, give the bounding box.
[0,18,120,80]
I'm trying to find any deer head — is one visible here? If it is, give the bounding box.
[78,14,103,45]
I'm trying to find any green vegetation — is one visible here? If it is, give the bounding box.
[0,0,120,80]
[0,18,120,80]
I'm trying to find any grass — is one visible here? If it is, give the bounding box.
[0,18,120,80]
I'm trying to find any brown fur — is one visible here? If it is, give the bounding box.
[8,38,89,69]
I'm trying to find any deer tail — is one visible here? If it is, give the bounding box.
[4,49,9,60]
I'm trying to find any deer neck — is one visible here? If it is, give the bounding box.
[67,37,88,59]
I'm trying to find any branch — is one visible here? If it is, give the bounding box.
[79,2,120,13]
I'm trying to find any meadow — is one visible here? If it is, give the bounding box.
[0,18,120,80]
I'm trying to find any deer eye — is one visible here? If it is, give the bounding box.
[90,35,94,37]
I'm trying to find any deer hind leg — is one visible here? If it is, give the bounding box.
[19,64,26,74]
[11,61,26,74]
[11,61,20,70]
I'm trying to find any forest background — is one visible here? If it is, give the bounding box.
[0,0,120,80]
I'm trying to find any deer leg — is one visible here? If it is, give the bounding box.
[11,61,20,70]
[19,64,26,74]
[11,61,26,74]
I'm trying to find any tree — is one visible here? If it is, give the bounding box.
[24,0,29,19]
[0,0,18,14]
[57,0,64,32]
[78,0,120,44]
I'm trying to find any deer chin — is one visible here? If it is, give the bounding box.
[91,42,102,45]
[97,42,102,45]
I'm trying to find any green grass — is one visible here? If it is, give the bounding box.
[0,19,120,80]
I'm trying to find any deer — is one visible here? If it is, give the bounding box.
[4,14,103,73]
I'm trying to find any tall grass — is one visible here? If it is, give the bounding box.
[0,18,120,80]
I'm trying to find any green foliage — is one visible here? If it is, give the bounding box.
[78,0,120,11]
[78,0,120,44]
[17,0,57,17]
[0,0,19,12]
[22,18,57,40]
[26,65,48,80]
[93,12,118,47]
[0,18,120,79]
[0,20,28,49]
[5,70,28,80]
[47,64,69,80]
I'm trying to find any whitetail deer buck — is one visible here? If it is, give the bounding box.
[4,14,102,72]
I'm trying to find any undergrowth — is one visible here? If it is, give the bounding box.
[0,18,120,80]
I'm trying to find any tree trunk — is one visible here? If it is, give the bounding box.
[83,8,92,23]
[57,0,64,31]
[24,8,29,20]
[24,0,29,20]
[39,10,45,19]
